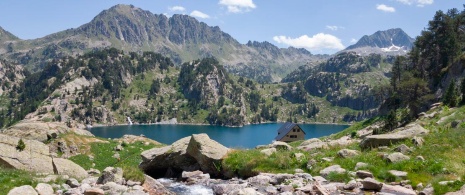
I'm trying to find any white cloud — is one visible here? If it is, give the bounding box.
[376,4,396,13]
[273,33,344,52]
[169,6,185,12]
[350,38,358,43]
[219,0,256,13]
[190,10,210,19]
[326,25,344,31]
[396,0,433,7]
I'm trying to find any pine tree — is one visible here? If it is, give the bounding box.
[443,80,458,107]
[16,139,26,151]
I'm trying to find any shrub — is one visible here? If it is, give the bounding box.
[16,139,25,151]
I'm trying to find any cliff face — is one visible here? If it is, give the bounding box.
[284,52,393,122]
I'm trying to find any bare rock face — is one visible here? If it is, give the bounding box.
[187,134,230,177]
[360,123,428,149]
[3,121,93,142]
[97,167,124,185]
[0,134,87,179]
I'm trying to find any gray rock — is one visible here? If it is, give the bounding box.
[81,177,98,185]
[361,178,383,191]
[230,187,261,195]
[126,180,141,187]
[61,184,70,191]
[186,134,230,177]
[337,149,359,158]
[97,167,124,185]
[260,148,276,156]
[79,183,92,194]
[87,168,101,175]
[212,183,248,195]
[354,162,368,170]
[412,136,424,146]
[248,174,272,186]
[3,121,92,142]
[271,141,292,150]
[139,136,198,176]
[84,188,105,195]
[102,182,128,194]
[293,153,305,161]
[53,158,88,180]
[360,123,428,148]
[416,155,425,161]
[343,180,358,190]
[381,184,416,195]
[356,170,373,179]
[394,144,412,154]
[306,159,317,170]
[115,144,123,151]
[319,165,346,178]
[142,174,175,195]
[181,170,204,179]
[386,152,410,163]
[388,170,408,179]
[8,185,38,195]
[294,169,304,173]
[35,183,54,195]
[66,178,80,188]
[297,138,327,151]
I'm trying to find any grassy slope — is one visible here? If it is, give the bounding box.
[222,105,465,194]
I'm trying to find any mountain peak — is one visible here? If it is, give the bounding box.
[0,26,19,43]
[345,28,414,53]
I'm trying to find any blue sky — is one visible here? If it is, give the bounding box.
[0,0,463,54]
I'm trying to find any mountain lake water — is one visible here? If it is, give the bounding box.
[90,123,349,148]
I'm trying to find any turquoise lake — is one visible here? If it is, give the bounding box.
[90,123,349,148]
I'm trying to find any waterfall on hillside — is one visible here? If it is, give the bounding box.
[127,117,133,125]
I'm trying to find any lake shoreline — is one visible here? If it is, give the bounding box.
[88,118,350,129]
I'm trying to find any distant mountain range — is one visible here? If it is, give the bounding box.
[0,4,326,83]
[343,28,415,55]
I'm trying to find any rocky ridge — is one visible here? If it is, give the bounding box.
[0,4,324,82]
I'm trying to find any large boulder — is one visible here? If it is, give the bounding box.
[53,158,88,180]
[140,134,230,178]
[7,185,38,195]
[297,139,327,151]
[360,123,428,149]
[139,136,199,177]
[35,183,54,195]
[3,121,92,142]
[187,134,230,177]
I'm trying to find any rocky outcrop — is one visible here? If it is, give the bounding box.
[140,136,198,177]
[187,134,230,177]
[3,121,93,142]
[360,123,428,148]
[0,134,87,179]
[140,134,229,178]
